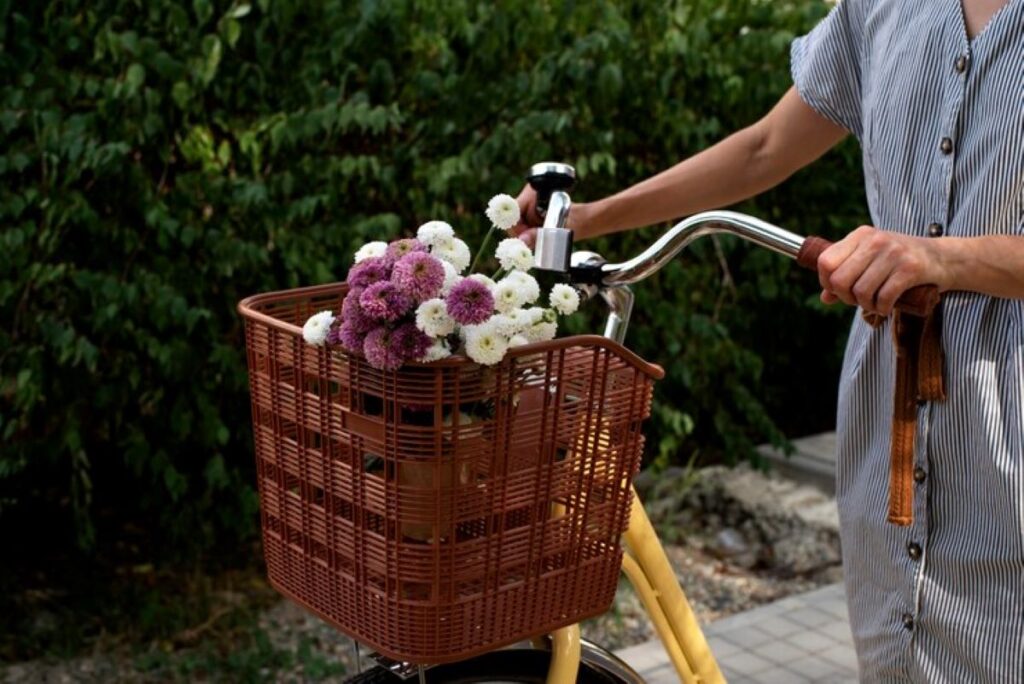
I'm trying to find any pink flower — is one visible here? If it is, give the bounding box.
[337,320,367,353]
[391,251,445,302]
[383,238,427,267]
[341,288,376,333]
[346,256,390,289]
[446,278,494,325]
[360,281,411,322]
[391,321,433,362]
[363,326,403,371]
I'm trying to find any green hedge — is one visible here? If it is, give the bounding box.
[0,0,863,558]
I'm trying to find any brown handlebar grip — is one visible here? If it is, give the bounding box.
[797,236,940,318]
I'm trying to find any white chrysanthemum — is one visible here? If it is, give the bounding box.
[439,259,462,296]
[506,270,540,304]
[416,220,455,248]
[485,193,522,231]
[415,298,456,337]
[488,313,521,338]
[524,320,558,343]
[509,334,530,348]
[465,325,510,366]
[468,273,496,289]
[549,284,581,316]
[495,237,535,272]
[502,308,531,334]
[354,241,387,263]
[435,238,471,273]
[418,339,452,363]
[524,307,548,325]
[492,277,528,314]
[302,310,335,346]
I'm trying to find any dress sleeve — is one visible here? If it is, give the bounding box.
[790,0,867,139]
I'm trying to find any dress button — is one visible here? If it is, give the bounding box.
[913,467,927,483]
[908,542,922,561]
[955,55,968,73]
[928,223,944,237]
[902,613,915,631]
[940,137,953,154]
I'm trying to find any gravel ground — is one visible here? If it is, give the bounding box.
[2,465,841,682]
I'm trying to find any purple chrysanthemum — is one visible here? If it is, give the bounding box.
[391,251,445,302]
[337,320,367,354]
[363,326,403,371]
[346,256,390,289]
[392,321,433,362]
[383,238,428,267]
[360,281,412,322]
[341,288,376,333]
[446,278,494,325]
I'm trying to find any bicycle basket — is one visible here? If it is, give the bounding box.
[238,282,662,664]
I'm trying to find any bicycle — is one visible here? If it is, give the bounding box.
[238,163,937,683]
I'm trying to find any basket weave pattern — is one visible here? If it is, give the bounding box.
[239,283,660,664]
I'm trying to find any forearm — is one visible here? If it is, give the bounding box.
[572,87,848,239]
[936,235,1024,299]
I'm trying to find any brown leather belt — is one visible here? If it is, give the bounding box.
[797,237,944,526]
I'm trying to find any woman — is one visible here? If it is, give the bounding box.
[514,1,1024,680]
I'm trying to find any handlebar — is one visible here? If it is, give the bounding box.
[566,210,940,343]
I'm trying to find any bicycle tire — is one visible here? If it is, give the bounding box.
[343,649,622,683]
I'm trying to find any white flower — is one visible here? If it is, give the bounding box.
[465,324,510,366]
[485,193,521,231]
[549,284,581,315]
[468,273,496,289]
[502,308,531,334]
[302,310,335,346]
[488,313,522,337]
[492,277,528,314]
[524,306,548,324]
[415,298,456,337]
[435,238,471,273]
[354,241,387,263]
[509,334,530,348]
[418,338,452,363]
[495,237,535,272]
[506,270,540,304]
[416,220,455,248]
[524,320,558,343]
[439,259,462,296]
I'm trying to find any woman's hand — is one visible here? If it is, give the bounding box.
[817,226,951,315]
[509,184,542,248]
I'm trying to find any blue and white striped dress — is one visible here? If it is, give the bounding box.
[791,0,1023,680]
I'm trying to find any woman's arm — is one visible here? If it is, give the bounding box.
[513,87,848,240]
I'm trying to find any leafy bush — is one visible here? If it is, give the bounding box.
[0,0,863,560]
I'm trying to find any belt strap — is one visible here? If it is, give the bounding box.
[865,306,945,526]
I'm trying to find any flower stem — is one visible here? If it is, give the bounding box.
[469,226,497,275]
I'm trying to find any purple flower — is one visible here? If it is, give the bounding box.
[383,238,427,267]
[391,252,444,302]
[360,281,411,322]
[346,256,390,289]
[446,278,494,325]
[363,326,403,371]
[337,320,367,353]
[341,288,376,333]
[392,321,433,362]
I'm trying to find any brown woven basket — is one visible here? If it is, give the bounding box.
[238,282,663,664]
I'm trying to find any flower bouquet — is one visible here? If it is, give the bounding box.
[300,195,582,540]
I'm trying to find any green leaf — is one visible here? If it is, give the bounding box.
[171,80,191,109]
[228,3,252,19]
[125,63,145,94]
[200,35,222,85]
[223,18,241,48]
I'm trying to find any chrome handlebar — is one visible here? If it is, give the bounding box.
[567,211,809,344]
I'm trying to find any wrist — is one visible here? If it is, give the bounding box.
[928,237,967,293]
[568,201,594,240]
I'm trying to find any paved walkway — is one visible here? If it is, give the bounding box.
[615,582,858,683]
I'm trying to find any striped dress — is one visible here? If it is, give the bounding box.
[791,0,1024,681]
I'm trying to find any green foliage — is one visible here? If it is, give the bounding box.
[0,0,863,561]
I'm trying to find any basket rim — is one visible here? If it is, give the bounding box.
[238,282,665,380]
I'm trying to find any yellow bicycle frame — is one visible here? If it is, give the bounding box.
[545,488,725,684]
